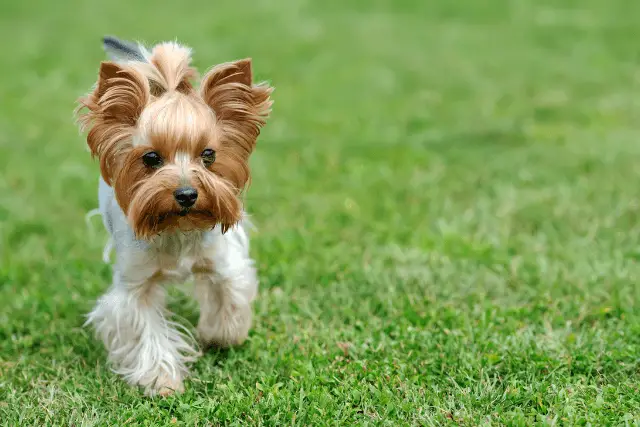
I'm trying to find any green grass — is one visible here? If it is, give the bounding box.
[1,0,640,424]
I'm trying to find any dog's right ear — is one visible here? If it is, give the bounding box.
[77,61,149,184]
[91,61,149,125]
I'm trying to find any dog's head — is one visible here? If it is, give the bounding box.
[77,39,272,239]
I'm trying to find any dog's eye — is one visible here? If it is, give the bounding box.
[142,151,163,168]
[201,148,216,166]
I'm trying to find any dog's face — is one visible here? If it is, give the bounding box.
[77,43,272,238]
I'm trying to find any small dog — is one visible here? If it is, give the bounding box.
[76,36,273,395]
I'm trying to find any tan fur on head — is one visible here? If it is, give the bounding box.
[77,41,273,238]
[139,42,198,95]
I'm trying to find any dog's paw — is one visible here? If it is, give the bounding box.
[144,372,184,397]
[198,304,252,348]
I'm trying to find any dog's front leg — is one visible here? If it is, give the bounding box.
[194,241,258,348]
[86,259,200,396]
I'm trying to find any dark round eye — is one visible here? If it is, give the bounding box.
[142,151,163,168]
[201,148,216,166]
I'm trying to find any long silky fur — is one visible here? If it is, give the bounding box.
[77,37,272,396]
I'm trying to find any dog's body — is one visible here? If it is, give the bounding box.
[89,177,257,395]
[77,38,272,395]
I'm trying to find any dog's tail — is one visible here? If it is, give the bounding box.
[103,35,147,62]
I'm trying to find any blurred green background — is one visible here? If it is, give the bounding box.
[1,0,640,424]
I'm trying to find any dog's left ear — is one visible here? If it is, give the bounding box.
[200,58,273,148]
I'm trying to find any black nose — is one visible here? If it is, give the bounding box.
[174,187,198,208]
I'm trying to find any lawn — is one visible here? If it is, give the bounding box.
[1,0,639,424]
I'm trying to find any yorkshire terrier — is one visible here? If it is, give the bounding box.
[76,36,273,396]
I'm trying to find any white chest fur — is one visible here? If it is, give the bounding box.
[98,176,252,286]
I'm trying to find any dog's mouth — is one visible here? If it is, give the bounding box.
[142,209,218,236]
[157,209,215,223]
[134,205,239,239]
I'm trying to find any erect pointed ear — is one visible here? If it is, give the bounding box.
[91,61,149,126]
[200,58,272,122]
[201,59,253,107]
[76,61,150,184]
[199,58,273,189]
[200,58,272,151]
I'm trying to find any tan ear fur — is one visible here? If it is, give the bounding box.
[76,61,149,184]
[200,59,273,189]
